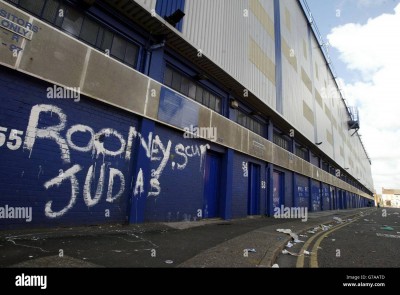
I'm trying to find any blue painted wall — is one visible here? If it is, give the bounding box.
[231,153,266,218]
[275,167,294,208]
[321,183,330,211]
[144,124,207,222]
[295,174,310,209]
[311,180,321,212]
[0,68,138,228]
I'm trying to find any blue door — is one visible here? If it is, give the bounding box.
[248,164,261,215]
[322,185,330,211]
[203,153,221,218]
[311,181,322,212]
[338,190,343,209]
[273,171,284,209]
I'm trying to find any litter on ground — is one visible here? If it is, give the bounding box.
[276,229,292,234]
[272,264,279,268]
[333,217,343,223]
[293,239,304,243]
[276,229,299,241]
[281,249,302,257]
[381,226,394,231]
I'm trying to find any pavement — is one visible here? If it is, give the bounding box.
[0,208,375,268]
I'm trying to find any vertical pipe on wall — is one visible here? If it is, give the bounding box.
[273,0,283,114]
[266,120,274,216]
[148,46,165,83]
[221,149,234,220]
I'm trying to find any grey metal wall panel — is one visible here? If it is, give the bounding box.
[182,0,277,108]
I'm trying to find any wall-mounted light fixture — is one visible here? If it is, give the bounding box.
[230,99,239,109]
[193,73,208,81]
[165,9,185,27]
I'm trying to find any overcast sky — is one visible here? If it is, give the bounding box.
[307,0,400,194]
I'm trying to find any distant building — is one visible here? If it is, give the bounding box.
[374,193,382,207]
[381,189,400,208]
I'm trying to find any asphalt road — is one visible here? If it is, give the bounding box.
[276,207,400,268]
[0,216,294,268]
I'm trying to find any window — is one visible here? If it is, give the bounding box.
[111,35,127,61]
[322,161,329,172]
[156,0,186,31]
[80,17,99,46]
[273,133,289,150]
[19,0,45,16]
[61,6,83,36]
[164,66,222,114]
[6,0,140,69]
[237,110,264,136]
[295,145,308,161]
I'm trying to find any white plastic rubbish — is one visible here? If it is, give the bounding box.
[333,217,343,223]
[272,264,279,268]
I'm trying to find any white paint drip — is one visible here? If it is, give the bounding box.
[134,169,144,197]
[106,168,125,203]
[199,144,210,171]
[23,104,71,163]
[175,144,188,170]
[139,132,153,158]
[43,165,82,218]
[151,136,171,179]
[66,124,95,152]
[148,178,160,198]
[83,164,105,207]
[94,128,126,158]
[125,126,137,161]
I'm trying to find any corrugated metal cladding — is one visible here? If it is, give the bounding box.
[133,0,372,189]
[182,0,276,108]
[278,0,372,188]
[280,0,313,141]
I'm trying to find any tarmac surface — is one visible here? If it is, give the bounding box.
[0,208,375,268]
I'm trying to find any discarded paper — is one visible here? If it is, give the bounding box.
[333,217,343,223]
[272,264,279,268]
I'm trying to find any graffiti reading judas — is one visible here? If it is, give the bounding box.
[18,104,209,218]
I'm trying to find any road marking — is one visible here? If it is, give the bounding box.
[310,219,357,268]
[296,218,358,268]
[376,233,400,239]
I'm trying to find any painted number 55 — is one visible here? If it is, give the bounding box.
[0,127,24,151]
